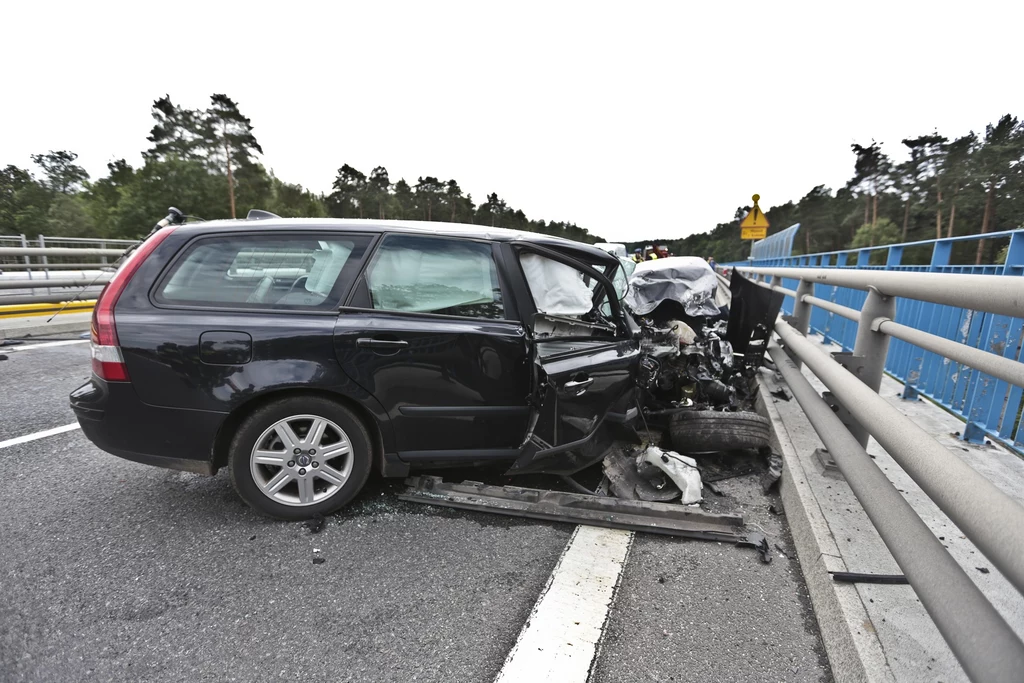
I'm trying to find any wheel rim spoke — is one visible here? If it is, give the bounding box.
[274,423,301,451]
[316,464,348,487]
[253,450,287,466]
[263,469,292,494]
[296,475,315,504]
[318,440,350,459]
[306,418,328,448]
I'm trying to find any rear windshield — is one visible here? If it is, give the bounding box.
[155,233,372,310]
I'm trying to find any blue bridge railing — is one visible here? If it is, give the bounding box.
[731,229,1024,453]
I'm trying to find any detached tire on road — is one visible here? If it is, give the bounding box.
[229,396,372,520]
[668,410,771,454]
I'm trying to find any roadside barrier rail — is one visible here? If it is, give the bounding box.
[731,229,1024,451]
[767,341,1024,683]
[0,277,112,290]
[0,246,126,258]
[731,261,1024,681]
[0,234,134,305]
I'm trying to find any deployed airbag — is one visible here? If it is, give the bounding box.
[520,253,595,316]
[624,256,720,317]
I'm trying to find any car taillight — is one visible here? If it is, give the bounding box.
[90,226,176,382]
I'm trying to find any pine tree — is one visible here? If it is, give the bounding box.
[206,94,264,218]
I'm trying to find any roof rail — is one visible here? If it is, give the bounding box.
[246,209,281,220]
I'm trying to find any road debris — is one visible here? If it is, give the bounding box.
[400,475,772,562]
[761,451,783,493]
[830,572,909,585]
[640,446,702,504]
[303,514,325,534]
[602,448,679,502]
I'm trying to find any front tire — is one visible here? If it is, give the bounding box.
[229,396,372,520]
[668,410,771,454]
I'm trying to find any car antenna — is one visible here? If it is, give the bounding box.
[45,208,187,324]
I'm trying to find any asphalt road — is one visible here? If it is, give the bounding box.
[0,339,832,682]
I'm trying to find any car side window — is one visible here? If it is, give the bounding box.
[155,234,371,310]
[364,234,504,319]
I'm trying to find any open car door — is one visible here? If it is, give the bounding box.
[505,244,640,475]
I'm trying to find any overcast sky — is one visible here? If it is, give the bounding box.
[3,1,1022,241]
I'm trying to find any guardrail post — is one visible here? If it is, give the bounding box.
[20,234,32,281]
[837,287,897,447]
[786,278,815,368]
[1002,231,1024,276]
[38,235,51,295]
[790,279,814,334]
[930,239,952,271]
[886,246,903,269]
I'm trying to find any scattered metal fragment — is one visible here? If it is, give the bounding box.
[640,446,702,504]
[977,567,991,574]
[401,476,771,561]
[770,388,791,401]
[602,449,678,502]
[747,534,772,563]
[312,556,325,565]
[761,451,783,493]
[829,572,909,585]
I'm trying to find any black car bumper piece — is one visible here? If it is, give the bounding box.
[70,379,225,476]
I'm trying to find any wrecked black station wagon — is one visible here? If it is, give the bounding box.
[72,210,782,521]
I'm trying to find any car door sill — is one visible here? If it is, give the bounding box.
[398,448,520,462]
[398,406,530,417]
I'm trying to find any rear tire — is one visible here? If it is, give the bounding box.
[229,396,372,520]
[668,410,771,454]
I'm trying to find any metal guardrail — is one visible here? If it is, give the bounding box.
[749,222,800,261]
[730,262,1024,681]
[734,227,1024,275]
[0,234,134,306]
[729,229,1024,451]
[0,246,125,258]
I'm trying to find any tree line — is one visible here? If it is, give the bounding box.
[0,95,597,244]
[3,97,1022,266]
[626,114,1024,265]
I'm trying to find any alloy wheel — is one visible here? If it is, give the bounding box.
[249,414,354,506]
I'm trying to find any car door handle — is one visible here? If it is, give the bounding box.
[563,377,594,394]
[357,337,409,349]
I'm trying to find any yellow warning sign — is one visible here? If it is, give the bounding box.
[740,194,769,240]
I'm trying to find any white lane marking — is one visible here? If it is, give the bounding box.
[494,526,634,683]
[4,340,89,352]
[0,423,81,449]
